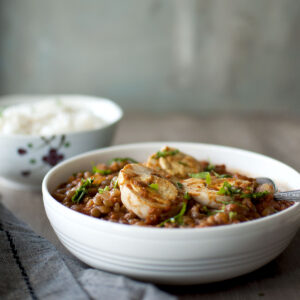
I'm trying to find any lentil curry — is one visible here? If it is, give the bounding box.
[52,146,293,228]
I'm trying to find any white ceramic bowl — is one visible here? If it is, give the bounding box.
[42,142,300,284]
[0,95,123,188]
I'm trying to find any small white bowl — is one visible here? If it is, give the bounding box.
[42,142,300,284]
[0,94,123,189]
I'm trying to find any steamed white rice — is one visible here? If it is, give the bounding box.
[0,100,107,135]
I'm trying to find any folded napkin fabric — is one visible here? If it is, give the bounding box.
[0,202,176,300]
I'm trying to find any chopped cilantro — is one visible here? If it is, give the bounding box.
[155,149,179,159]
[113,178,118,189]
[92,165,112,175]
[149,183,159,191]
[218,200,243,206]
[229,211,237,220]
[241,191,269,199]
[98,186,110,194]
[184,191,191,200]
[206,173,211,185]
[189,172,211,185]
[72,178,93,203]
[159,202,187,227]
[217,181,242,196]
[207,209,225,216]
[217,182,268,200]
[212,171,232,178]
[252,191,269,198]
[205,163,215,171]
[218,174,233,178]
[189,172,210,179]
[107,157,138,165]
[202,206,208,213]
[176,182,183,189]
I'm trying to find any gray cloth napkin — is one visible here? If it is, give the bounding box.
[0,202,176,300]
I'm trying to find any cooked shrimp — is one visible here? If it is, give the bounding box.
[182,177,255,209]
[118,164,179,219]
[146,146,202,178]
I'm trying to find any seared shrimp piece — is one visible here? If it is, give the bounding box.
[146,146,202,178]
[118,164,179,219]
[182,177,254,209]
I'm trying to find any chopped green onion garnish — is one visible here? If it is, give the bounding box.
[148,183,159,191]
[72,178,93,204]
[98,186,110,194]
[155,149,179,159]
[178,161,188,167]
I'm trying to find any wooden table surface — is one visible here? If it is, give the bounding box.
[1,112,300,300]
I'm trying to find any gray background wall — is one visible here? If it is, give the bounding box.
[0,0,299,113]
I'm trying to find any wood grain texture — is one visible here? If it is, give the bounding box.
[1,113,300,299]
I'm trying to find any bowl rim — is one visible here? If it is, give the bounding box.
[0,94,123,139]
[42,142,300,235]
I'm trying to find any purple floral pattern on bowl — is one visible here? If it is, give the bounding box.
[17,135,71,177]
[42,148,64,166]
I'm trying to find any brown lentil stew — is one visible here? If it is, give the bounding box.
[52,150,294,228]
